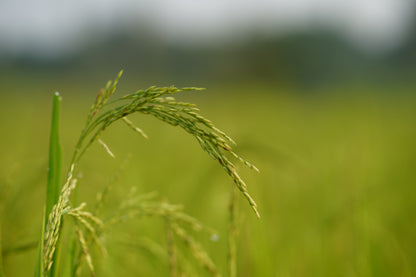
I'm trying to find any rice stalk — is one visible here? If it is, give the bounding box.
[228,187,239,277]
[35,92,63,277]
[48,92,63,277]
[41,71,259,275]
[43,175,77,273]
[94,186,219,275]
[45,92,63,216]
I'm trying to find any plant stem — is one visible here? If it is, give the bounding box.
[46,92,63,217]
[228,186,238,277]
[42,92,63,277]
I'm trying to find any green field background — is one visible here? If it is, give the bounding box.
[1,78,415,276]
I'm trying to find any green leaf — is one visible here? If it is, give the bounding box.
[46,92,63,216]
[42,92,63,277]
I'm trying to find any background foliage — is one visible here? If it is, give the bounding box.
[1,76,415,275]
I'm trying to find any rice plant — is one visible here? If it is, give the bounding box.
[34,71,259,276]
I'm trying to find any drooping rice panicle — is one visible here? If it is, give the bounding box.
[41,71,259,275]
[72,77,259,216]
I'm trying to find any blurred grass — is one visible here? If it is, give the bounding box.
[0,78,415,276]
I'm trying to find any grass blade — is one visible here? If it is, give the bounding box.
[228,187,238,277]
[45,92,63,277]
[46,92,63,216]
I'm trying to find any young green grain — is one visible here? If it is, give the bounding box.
[40,71,259,275]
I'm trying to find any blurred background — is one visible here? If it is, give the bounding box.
[1,0,416,87]
[1,0,416,276]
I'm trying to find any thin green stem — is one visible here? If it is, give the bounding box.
[228,186,238,277]
[46,92,63,217]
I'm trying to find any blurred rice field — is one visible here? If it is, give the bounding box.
[1,79,415,276]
